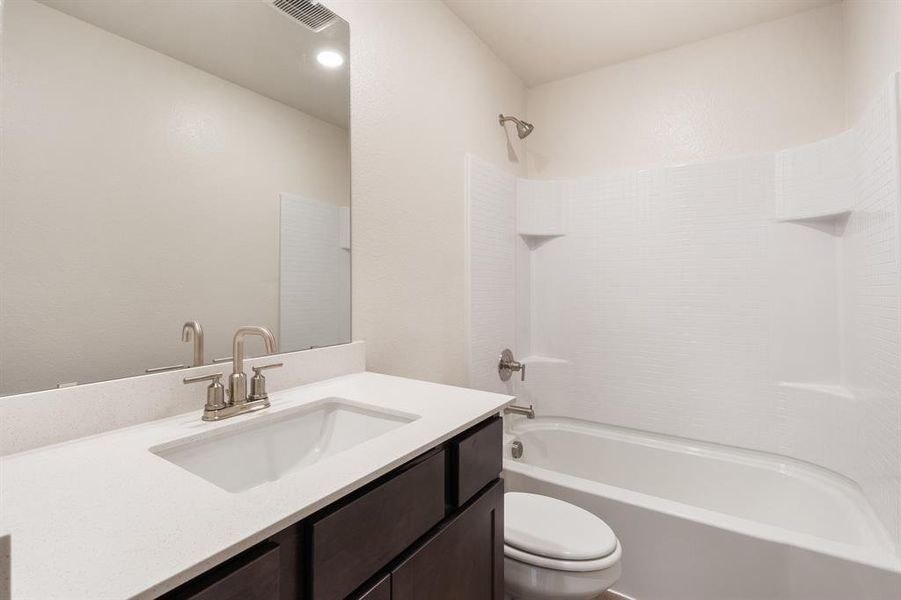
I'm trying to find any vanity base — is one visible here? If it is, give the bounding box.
[160,415,503,600]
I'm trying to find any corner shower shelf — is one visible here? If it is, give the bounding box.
[521,355,568,365]
[775,208,851,225]
[777,381,855,401]
[519,232,564,250]
[517,355,569,382]
[518,231,565,238]
[517,193,567,238]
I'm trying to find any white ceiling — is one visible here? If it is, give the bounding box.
[39,0,349,128]
[444,0,837,86]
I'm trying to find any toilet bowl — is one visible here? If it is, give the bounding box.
[504,492,622,600]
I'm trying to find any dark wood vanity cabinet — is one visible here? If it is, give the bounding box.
[161,415,503,600]
[390,479,503,600]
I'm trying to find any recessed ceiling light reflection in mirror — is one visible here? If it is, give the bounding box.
[316,49,344,68]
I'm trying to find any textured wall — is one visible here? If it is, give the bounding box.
[524,4,845,179]
[329,0,526,384]
[843,0,901,121]
[0,0,349,394]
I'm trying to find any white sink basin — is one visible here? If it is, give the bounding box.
[151,398,418,493]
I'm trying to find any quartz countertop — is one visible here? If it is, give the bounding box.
[0,372,513,599]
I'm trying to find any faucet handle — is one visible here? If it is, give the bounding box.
[251,362,284,375]
[250,363,283,402]
[498,349,526,382]
[183,372,226,412]
[183,372,223,384]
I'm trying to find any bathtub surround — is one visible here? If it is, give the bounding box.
[468,75,901,555]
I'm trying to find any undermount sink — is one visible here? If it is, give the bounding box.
[151,398,419,493]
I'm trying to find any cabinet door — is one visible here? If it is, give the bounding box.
[391,479,503,600]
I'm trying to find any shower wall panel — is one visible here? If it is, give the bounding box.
[467,76,901,550]
[840,75,901,546]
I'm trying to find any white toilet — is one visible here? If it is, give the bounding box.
[504,492,622,600]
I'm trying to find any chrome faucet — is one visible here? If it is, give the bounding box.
[184,325,282,421]
[181,321,205,367]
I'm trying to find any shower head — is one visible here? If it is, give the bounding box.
[499,114,534,139]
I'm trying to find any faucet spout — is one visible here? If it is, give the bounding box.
[229,326,277,404]
[232,326,276,374]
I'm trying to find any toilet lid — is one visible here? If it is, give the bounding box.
[504,492,617,561]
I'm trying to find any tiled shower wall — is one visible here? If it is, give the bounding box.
[467,75,901,550]
[840,78,901,546]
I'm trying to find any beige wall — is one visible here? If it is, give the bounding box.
[0,0,349,394]
[524,4,846,179]
[330,0,527,384]
[843,0,901,121]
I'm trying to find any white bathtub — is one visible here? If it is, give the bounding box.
[502,417,901,600]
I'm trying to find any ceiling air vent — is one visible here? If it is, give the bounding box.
[267,0,338,32]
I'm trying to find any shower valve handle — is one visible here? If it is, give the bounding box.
[498,349,526,382]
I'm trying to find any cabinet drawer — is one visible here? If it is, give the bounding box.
[308,449,446,600]
[451,416,502,506]
[160,542,280,600]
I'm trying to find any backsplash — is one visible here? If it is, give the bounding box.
[0,341,366,456]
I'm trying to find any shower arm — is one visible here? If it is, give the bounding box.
[498,114,523,127]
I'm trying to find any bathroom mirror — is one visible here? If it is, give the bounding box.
[0,0,350,396]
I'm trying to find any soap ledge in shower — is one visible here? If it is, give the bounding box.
[777,381,855,401]
[519,233,564,250]
[776,208,851,228]
[521,355,568,365]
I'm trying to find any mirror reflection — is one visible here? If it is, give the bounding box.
[0,0,351,395]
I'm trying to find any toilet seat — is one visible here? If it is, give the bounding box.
[503,493,622,599]
[504,492,618,561]
[504,539,622,572]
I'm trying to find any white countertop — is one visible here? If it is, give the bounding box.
[0,372,513,599]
